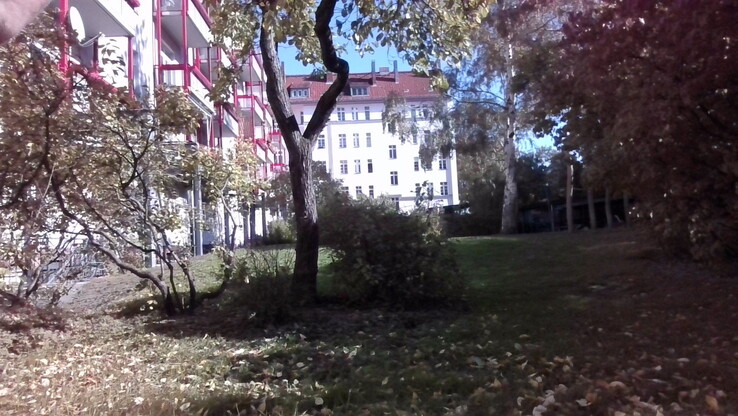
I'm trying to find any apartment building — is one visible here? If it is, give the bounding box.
[287,63,460,211]
[49,0,285,253]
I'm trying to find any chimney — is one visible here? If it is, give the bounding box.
[371,60,376,85]
[393,60,398,84]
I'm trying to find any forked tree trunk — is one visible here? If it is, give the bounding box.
[258,0,348,304]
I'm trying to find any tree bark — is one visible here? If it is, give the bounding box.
[288,138,320,303]
[500,40,518,234]
[566,163,574,233]
[587,187,596,230]
[605,188,613,229]
[258,0,348,304]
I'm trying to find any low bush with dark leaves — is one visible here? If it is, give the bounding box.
[321,198,463,308]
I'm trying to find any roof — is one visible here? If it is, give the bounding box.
[285,71,438,103]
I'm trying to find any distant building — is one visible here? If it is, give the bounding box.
[286,62,459,211]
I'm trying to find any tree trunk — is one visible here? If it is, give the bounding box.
[587,188,596,229]
[258,1,348,304]
[566,163,574,233]
[605,188,613,229]
[623,193,630,227]
[289,136,319,303]
[500,41,518,234]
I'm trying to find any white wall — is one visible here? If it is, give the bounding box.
[294,101,460,212]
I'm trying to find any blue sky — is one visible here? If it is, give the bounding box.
[278,44,412,76]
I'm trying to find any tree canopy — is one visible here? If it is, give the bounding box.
[206,0,490,302]
[0,14,264,313]
[537,0,738,259]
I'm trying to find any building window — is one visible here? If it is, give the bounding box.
[353,133,360,148]
[339,134,347,148]
[341,186,349,194]
[351,86,369,96]
[413,157,420,171]
[389,145,397,159]
[390,171,398,186]
[366,133,372,147]
[367,159,373,173]
[351,107,359,120]
[340,160,348,174]
[424,130,431,144]
[289,88,309,98]
[368,185,375,198]
[412,134,418,145]
[354,159,361,174]
[426,182,434,196]
[365,106,371,120]
[390,196,400,210]
[317,135,325,149]
[440,181,449,196]
[355,186,363,197]
[337,107,345,121]
[415,183,422,197]
[439,158,447,170]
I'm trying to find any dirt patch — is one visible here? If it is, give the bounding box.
[58,272,143,314]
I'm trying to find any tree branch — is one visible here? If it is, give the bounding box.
[303,0,350,141]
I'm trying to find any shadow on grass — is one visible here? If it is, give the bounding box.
[112,229,738,415]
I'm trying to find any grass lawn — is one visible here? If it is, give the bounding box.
[1,229,737,415]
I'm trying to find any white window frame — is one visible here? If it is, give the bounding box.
[390,171,398,186]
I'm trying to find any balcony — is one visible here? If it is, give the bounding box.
[236,92,272,127]
[52,0,138,37]
[270,163,287,174]
[159,0,212,48]
[160,64,215,114]
[240,54,266,84]
[220,106,239,138]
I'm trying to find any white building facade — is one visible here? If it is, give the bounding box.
[287,64,460,212]
[47,0,285,253]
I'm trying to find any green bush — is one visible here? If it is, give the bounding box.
[264,219,296,245]
[321,198,464,308]
[225,250,295,325]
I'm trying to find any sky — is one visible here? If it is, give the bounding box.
[276,41,554,153]
[278,43,412,76]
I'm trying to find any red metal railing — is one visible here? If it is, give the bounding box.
[191,0,213,26]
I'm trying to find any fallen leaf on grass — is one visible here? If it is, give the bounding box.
[705,395,719,412]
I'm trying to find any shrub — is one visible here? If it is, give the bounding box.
[321,198,464,308]
[264,219,296,245]
[224,249,295,326]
